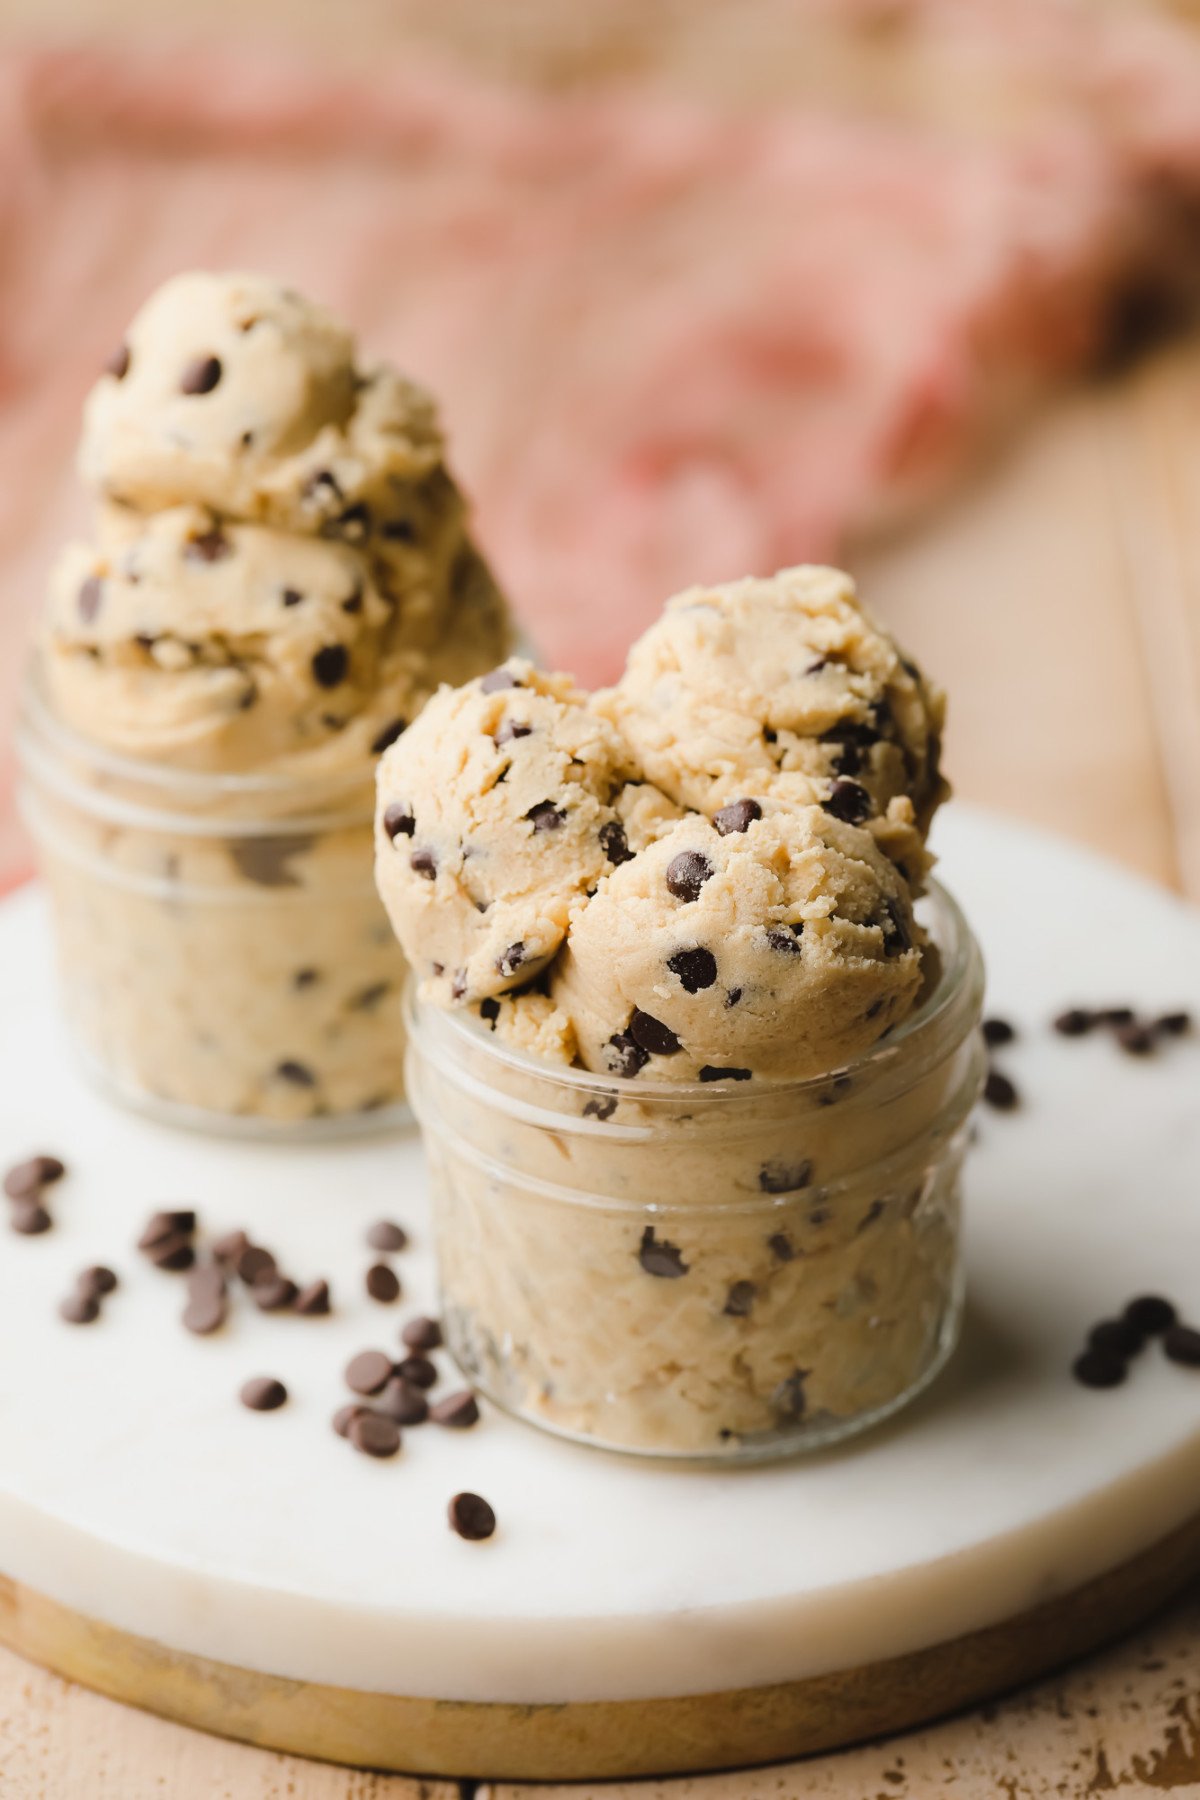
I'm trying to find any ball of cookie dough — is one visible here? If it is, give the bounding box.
[375,660,644,1005]
[595,565,947,854]
[551,805,923,1084]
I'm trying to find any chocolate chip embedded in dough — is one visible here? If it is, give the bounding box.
[768,1232,795,1262]
[341,585,364,615]
[496,943,526,978]
[982,1017,1016,1047]
[311,645,349,689]
[449,1492,496,1540]
[282,587,304,608]
[723,1281,756,1318]
[184,528,231,564]
[599,820,633,866]
[759,1160,812,1195]
[983,1069,1019,1111]
[667,947,717,993]
[582,1093,618,1121]
[77,576,104,623]
[1123,1295,1177,1336]
[382,804,415,842]
[4,1155,66,1200]
[382,517,416,542]
[764,925,804,956]
[1054,1007,1095,1037]
[638,1227,688,1279]
[365,1263,401,1304]
[371,718,408,754]
[480,999,500,1029]
[430,1390,480,1429]
[345,1349,393,1395]
[823,779,872,824]
[1164,1324,1200,1367]
[480,667,522,694]
[180,354,222,395]
[526,801,565,833]
[230,834,313,889]
[1071,1349,1127,1390]
[629,1009,681,1057]
[775,1370,808,1419]
[605,1030,649,1079]
[699,1066,751,1083]
[324,503,371,543]
[105,343,130,380]
[493,719,532,748]
[665,851,713,904]
[410,848,438,880]
[239,1376,287,1412]
[276,1059,317,1088]
[401,1316,442,1351]
[713,799,762,836]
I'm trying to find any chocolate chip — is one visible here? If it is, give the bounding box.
[11,1201,52,1235]
[282,587,304,607]
[666,851,713,904]
[382,517,416,542]
[1088,1318,1145,1357]
[983,1070,1019,1111]
[410,848,438,880]
[341,585,364,614]
[377,1378,429,1425]
[806,657,830,674]
[401,1315,442,1351]
[1097,1007,1135,1026]
[382,803,415,841]
[449,1492,496,1540]
[302,469,343,506]
[328,503,370,543]
[699,1066,751,1082]
[823,779,872,824]
[583,1093,618,1120]
[881,898,912,955]
[4,1155,65,1200]
[764,925,804,955]
[349,981,391,1014]
[77,576,103,623]
[235,1245,276,1285]
[349,1412,401,1458]
[431,1390,480,1429]
[230,834,313,889]
[293,1279,331,1316]
[775,1370,808,1419]
[345,1350,393,1395]
[180,355,222,395]
[254,1276,299,1312]
[629,1009,681,1057]
[1153,1011,1192,1037]
[982,1017,1016,1046]
[212,1229,249,1267]
[147,1235,195,1271]
[480,998,500,1028]
[371,718,407,754]
[138,1210,196,1251]
[366,1263,401,1304]
[1124,1295,1177,1336]
[759,1160,812,1195]
[276,1059,316,1088]
[239,1376,287,1412]
[493,719,532,748]
[397,1354,439,1390]
[1053,1008,1096,1037]
[605,1031,649,1079]
[183,1290,227,1335]
[638,1226,688,1278]
[1072,1349,1127,1389]
[768,1232,795,1262]
[480,668,521,693]
[59,1291,100,1325]
[312,645,349,689]
[667,947,717,993]
[1115,1021,1155,1056]
[333,1404,367,1438]
[451,970,469,1000]
[713,799,762,836]
[366,1220,408,1252]
[724,1281,756,1318]
[77,1265,118,1300]
[526,801,565,832]
[1164,1324,1200,1367]
[496,943,526,978]
[184,528,231,564]
[599,820,632,865]
[105,343,130,380]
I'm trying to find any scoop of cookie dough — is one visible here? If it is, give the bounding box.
[551,803,922,1084]
[595,566,947,863]
[375,660,645,1005]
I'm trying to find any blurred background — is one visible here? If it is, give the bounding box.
[2,0,1200,895]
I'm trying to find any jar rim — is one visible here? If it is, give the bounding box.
[408,876,983,1104]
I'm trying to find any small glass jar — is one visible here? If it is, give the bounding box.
[16,662,409,1137]
[407,883,985,1462]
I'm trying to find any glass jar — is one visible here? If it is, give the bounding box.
[407,883,985,1462]
[16,662,409,1137]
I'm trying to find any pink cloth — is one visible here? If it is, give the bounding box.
[4,15,1200,891]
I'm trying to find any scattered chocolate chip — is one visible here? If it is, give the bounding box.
[764,925,804,955]
[1115,1021,1155,1056]
[293,1279,331,1316]
[759,1160,812,1195]
[982,1017,1016,1047]
[479,998,501,1028]
[1124,1295,1177,1336]
[493,719,532,748]
[638,1226,688,1278]
[449,1492,496,1540]
[496,943,526,978]
[397,1354,439,1390]
[526,801,565,833]
[983,1069,1019,1111]
[312,645,349,689]
[768,1232,795,1262]
[366,1263,401,1304]
[480,668,521,693]
[371,718,407,754]
[235,1245,276,1285]
[77,576,103,623]
[430,1390,480,1429]
[1097,1007,1135,1027]
[667,947,718,993]
[282,587,304,607]
[1072,1349,1127,1390]
[147,1236,195,1272]
[254,1276,299,1312]
[184,528,231,564]
[1088,1318,1145,1358]
[276,1060,316,1087]
[823,779,872,824]
[599,819,633,865]
[240,1376,287,1412]
[713,799,762,836]
[230,834,313,889]
[366,1220,408,1253]
[349,1412,401,1458]
[723,1281,756,1318]
[59,1291,100,1325]
[1164,1324,1200,1367]
[699,1066,752,1082]
[183,1290,227,1335]
[332,1403,367,1439]
[1053,1008,1095,1037]
[105,343,130,380]
[378,1378,429,1425]
[401,1315,442,1351]
[11,1201,52,1235]
[605,1031,649,1079]
[666,851,713,904]
[582,1093,618,1120]
[138,1210,197,1251]
[628,1009,681,1057]
[1153,1011,1192,1037]
[382,803,415,841]
[345,1350,393,1396]
[180,355,222,395]
[410,848,438,880]
[4,1155,66,1200]
[77,1265,118,1300]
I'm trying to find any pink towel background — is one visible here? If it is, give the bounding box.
[5,4,1200,890]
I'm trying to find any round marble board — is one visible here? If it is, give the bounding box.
[0,803,1198,1781]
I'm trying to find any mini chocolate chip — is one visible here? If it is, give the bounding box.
[349,982,391,1013]
[180,355,222,395]
[599,820,633,865]
[328,503,370,543]
[1072,1349,1127,1390]
[397,1354,439,1389]
[230,834,313,889]
[345,1350,393,1395]
[765,925,804,955]
[449,1492,496,1540]
[77,1265,118,1299]
[856,1199,886,1234]
[59,1291,100,1325]
[666,851,713,904]
[493,719,532,747]
[276,1059,316,1088]
[1164,1324,1200,1367]
[293,1279,331,1316]
[1115,1021,1155,1056]
[4,1155,66,1200]
[349,1412,401,1458]
[775,1370,808,1419]
[105,343,130,379]
[983,1069,1019,1111]
[401,1316,443,1351]
[138,1210,197,1250]
[431,1390,480,1429]
[302,468,343,506]
[763,727,778,744]
[366,1219,408,1252]
[1088,1318,1145,1357]
[1124,1295,1177,1336]
[638,1226,688,1278]
[333,1404,367,1438]
[479,998,501,1028]
[236,1245,277,1285]
[254,1276,299,1312]
[377,1378,429,1425]
[1053,1008,1096,1036]
[806,656,830,674]
[77,576,103,623]
[371,718,407,754]
[526,801,565,833]
[11,1201,52,1235]
[410,848,438,880]
[724,1281,756,1318]
[312,645,349,689]
[606,1030,649,1079]
[497,943,526,977]
[982,1017,1016,1046]
[881,898,912,955]
[480,667,521,693]
[725,988,743,1007]
[629,1009,681,1057]
[184,528,231,564]
[768,1232,795,1262]
[382,803,415,841]
[583,1093,618,1120]
[1153,1010,1192,1037]
[699,1066,752,1082]
[240,1376,287,1412]
[451,970,469,1000]
[759,1160,812,1195]
[341,585,364,614]
[282,587,304,607]
[823,778,872,824]
[382,517,416,542]
[713,798,762,836]
[667,947,718,993]
[366,1263,401,1304]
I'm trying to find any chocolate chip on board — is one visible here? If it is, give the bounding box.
[1115,1020,1156,1056]
[254,1276,299,1312]
[1153,1011,1192,1038]
[397,1354,439,1390]
[183,1290,227,1336]
[105,343,130,380]
[59,1291,100,1325]
[239,1376,287,1412]
[1123,1294,1177,1336]
[137,1210,197,1251]
[10,1201,52,1235]
[430,1390,480,1429]
[982,1017,1016,1047]
[77,1265,118,1300]
[236,1245,277,1286]
[1053,1008,1096,1037]
[1072,1349,1128,1390]
[377,1378,430,1426]
[366,1219,409,1252]
[332,1403,367,1439]
[146,1234,196,1272]
[345,1350,394,1395]
[1087,1318,1145,1358]
[348,1411,401,1458]
[400,1315,442,1352]
[4,1154,66,1200]
[365,1263,401,1304]
[293,1279,332,1316]
[448,1492,496,1541]
[1164,1324,1200,1367]
[212,1229,250,1267]
[983,1069,1019,1111]
[638,1226,688,1278]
